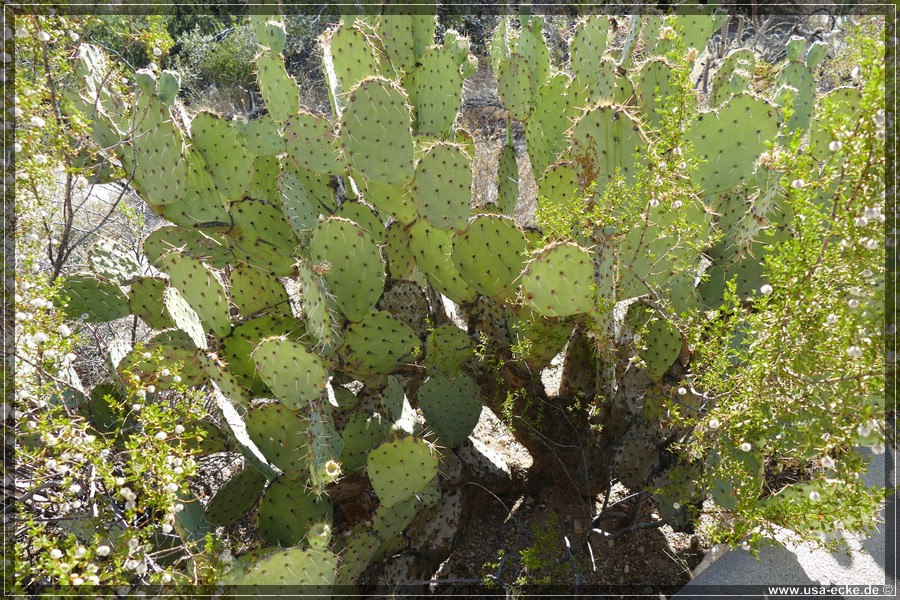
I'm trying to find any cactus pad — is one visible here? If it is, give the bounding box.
[163,286,207,350]
[520,242,595,317]
[339,310,420,377]
[284,111,342,175]
[339,411,392,472]
[423,325,473,375]
[411,142,472,231]
[340,77,415,185]
[190,111,253,202]
[570,104,646,192]
[239,547,338,591]
[205,466,268,526]
[157,250,231,337]
[367,437,438,508]
[245,402,310,479]
[256,50,300,124]
[417,375,481,448]
[88,238,142,285]
[258,476,333,547]
[129,277,174,330]
[229,264,290,318]
[408,219,477,304]
[309,217,386,322]
[453,214,527,300]
[228,199,299,276]
[251,337,328,410]
[686,92,780,194]
[56,274,130,323]
[142,225,231,270]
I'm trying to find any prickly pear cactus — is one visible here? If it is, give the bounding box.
[67,8,862,590]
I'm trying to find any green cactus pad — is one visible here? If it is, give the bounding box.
[570,104,646,193]
[181,418,229,455]
[423,325,474,375]
[377,16,417,75]
[309,217,386,322]
[163,286,207,350]
[258,476,333,547]
[229,264,290,318]
[129,277,174,330]
[142,225,231,270]
[155,149,231,228]
[335,200,386,244]
[340,77,416,185]
[650,14,727,57]
[278,171,323,237]
[773,62,815,135]
[335,525,382,586]
[520,241,595,318]
[617,197,711,300]
[339,411,392,472]
[628,302,682,380]
[405,45,465,136]
[202,353,251,411]
[294,258,341,355]
[205,466,268,526]
[411,142,472,230]
[508,307,573,371]
[156,70,180,104]
[306,407,344,494]
[524,73,576,179]
[236,115,285,157]
[384,222,415,279]
[686,92,780,195]
[372,493,420,540]
[251,337,328,410]
[367,437,439,508]
[116,330,205,389]
[245,402,310,478]
[710,49,756,109]
[228,199,299,277]
[256,50,300,124]
[379,376,422,435]
[222,315,308,395]
[496,52,532,121]
[339,310,420,377]
[363,180,418,225]
[495,141,520,215]
[157,250,231,337]
[240,546,338,592]
[537,161,582,217]
[408,219,477,304]
[323,22,381,112]
[453,214,527,300]
[252,16,287,53]
[190,111,253,202]
[284,111,342,175]
[570,16,610,81]
[56,274,130,323]
[808,87,862,161]
[88,238,142,285]
[248,156,280,204]
[130,101,191,209]
[635,58,693,129]
[417,375,481,449]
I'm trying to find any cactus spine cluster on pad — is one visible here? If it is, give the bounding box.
[65,10,865,590]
